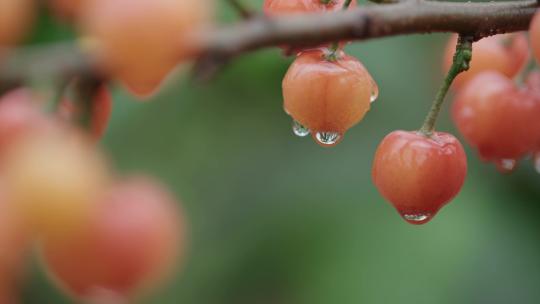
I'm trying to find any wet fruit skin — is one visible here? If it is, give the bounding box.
[59,85,112,140]
[452,71,540,161]
[444,33,529,90]
[530,11,540,64]
[282,49,376,141]
[40,177,184,301]
[372,131,467,225]
[81,0,212,98]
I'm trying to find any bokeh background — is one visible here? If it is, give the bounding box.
[20,0,540,303]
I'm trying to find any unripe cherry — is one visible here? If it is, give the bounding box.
[59,85,112,140]
[530,11,540,64]
[282,49,377,146]
[0,0,35,47]
[443,33,529,90]
[80,0,213,99]
[4,128,111,239]
[372,131,467,225]
[40,176,184,302]
[452,71,540,164]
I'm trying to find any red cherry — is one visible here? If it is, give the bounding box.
[59,85,112,140]
[282,49,377,147]
[40,176,184,301]
[372,131,467,225]
[443,33,529,90]
[452,71,540,163]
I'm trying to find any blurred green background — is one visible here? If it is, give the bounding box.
[19,1,540,303]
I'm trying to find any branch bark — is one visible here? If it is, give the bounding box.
[0,0,537,84]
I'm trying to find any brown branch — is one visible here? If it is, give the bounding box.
[0,0,537,84]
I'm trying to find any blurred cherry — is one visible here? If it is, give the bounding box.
[40,176,185,301]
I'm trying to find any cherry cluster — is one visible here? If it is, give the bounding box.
[266,2,540,225]
[1,0,540,301]
[0,0,206,302]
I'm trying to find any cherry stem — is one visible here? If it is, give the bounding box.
[73,75,102,130]
[419,35,472,136]
[328,0,354,55]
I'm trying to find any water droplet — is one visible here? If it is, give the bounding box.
[292,120,310,137]
[314,132,342,146]
[496,158,517,174]
[370,81,379,103]
[401,213,432,225]
[534,153,540,174]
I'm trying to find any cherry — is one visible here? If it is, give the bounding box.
[282,49,377,146]
[443,33,529,90]
[40,176,184,301]
[372,130,467,225]
[452,71,540,164]
[0,0,35,47]
[81,0,213,98]
[59,84,112,140]
[4,128,111,239]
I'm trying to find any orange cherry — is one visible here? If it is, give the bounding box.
[81,0,213,99]
[282,49,377,146]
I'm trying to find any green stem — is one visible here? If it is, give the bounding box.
[327,0,354,56]
[419,35,473,135]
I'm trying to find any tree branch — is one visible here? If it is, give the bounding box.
[0,0,537,84]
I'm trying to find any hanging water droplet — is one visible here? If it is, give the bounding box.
[314,132,342,146]
[401,213,432,225]
[292,120,310,137]
[496,158,517,174]
[370,81,379,103]
[534,153,540,174]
